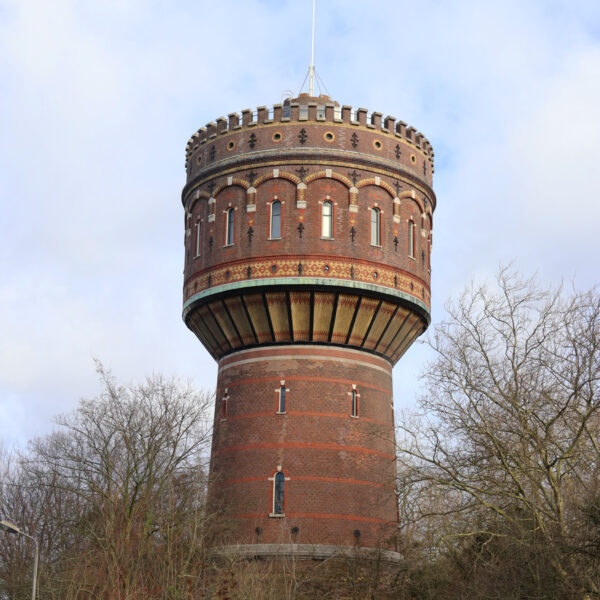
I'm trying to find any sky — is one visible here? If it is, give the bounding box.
[1,0,599,449]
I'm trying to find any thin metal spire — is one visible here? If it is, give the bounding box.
[309,0,316,96]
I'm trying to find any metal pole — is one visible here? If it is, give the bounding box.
[309,0,316,96]
[18,531,38,600]
[28,535,39,600]
[0,521,38,600]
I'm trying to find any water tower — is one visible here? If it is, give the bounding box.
[181,90,435,560]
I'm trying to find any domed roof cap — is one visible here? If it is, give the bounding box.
[284,93,340,107]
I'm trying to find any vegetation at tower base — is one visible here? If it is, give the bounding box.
[395,268,600,599]
[0,365,214,600]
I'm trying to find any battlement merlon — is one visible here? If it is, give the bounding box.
[184,99,434,168]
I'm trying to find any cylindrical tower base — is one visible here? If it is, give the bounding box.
[207,345,399,554]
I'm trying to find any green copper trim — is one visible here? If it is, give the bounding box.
[182,277,430,320]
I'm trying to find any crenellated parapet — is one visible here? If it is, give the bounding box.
[184,98,435,187]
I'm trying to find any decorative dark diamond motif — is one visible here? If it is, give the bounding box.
[348,170,359,186]
[295,166,309,180]
[350,132,359,149]
[247,226,254,244]
[350,226,356,243]
[393,181,401,196]
[297,222,304,239]
[249,133,257,149]
[247,170,257,185]
[298,128,308,144]
[395,144,402,159]
[209,145,216,160]
[393,236,399,251]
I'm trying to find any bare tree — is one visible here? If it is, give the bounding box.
[0,365,214,599]
[396,268,600,598]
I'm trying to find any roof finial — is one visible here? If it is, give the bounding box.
[309,0,316,97]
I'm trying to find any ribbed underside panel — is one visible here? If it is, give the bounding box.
[185,289,426,364]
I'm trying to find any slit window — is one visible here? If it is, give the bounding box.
[408,220,415,258]
[277,381,288,413]
[221,389,229,419]
[351,389,358,417]
[273,471,285,514]
[270,200,281,238]
[370,207,381,245]
[226,208,234,245]
[322,201,333,238]
[195,220,201,256]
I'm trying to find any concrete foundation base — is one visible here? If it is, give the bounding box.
[209,543,403,564]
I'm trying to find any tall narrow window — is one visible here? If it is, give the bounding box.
[221,389,229,419]
[408,220,415,258]
[427,233,432,270]
[279,385,286,413]
[226,208,234,245]
[273,471,285,514]
[195,220,201,257]
[270,200,281,238]
[322,201,333,238]
[370,207,381,245]
[351,389,358,417]
[276,380,288,414]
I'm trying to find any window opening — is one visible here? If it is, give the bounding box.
[270,200,281,238]
[279,385,286,412]
[221,389,229,419]
[370,208,380,245]
[322,201,333,238]
[195,220,201,256]
[408,220,415,258]
[226,208,234,245]
[276,380,288,413]
[349,385,360,417]
[273,471,285,514]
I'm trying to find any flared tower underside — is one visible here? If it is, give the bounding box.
[184,284,427,365]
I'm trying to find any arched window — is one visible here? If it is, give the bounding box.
[226,208,234,245]
[276,380,288,414]
[273,471,285,514]
[195,220,202,257]
[321,201,333,238]
[351,389,358,417]
[408,219,415,258]
[270,200,281,239]
[370,207,381,245]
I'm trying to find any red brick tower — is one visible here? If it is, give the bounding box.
[181,94,435,560]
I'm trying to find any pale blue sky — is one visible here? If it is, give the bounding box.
[1,0,599,448]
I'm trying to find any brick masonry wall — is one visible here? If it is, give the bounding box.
[181,97,436,554]
[207,345,399,550]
